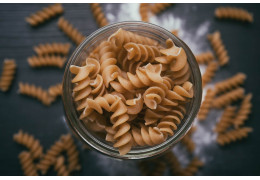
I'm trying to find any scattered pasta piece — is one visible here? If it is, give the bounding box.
[58,17,86,45]
[139,3,150,22]
[202,61,218,87]
[48,83,62,98]
[171,29,179,37]
[181,127,196,153]
[214,106,236,133]
[217,127,252,146]
[233,93,252,128]
[26,3,63,26]
[151,3,172,15]
[0,59,16,92]
[195,51,214,64]
[27,55,66,68]
[34,43,71,56]
[208,31,229,66]
[90,3,109,27]
[215,7,253,23]
[180,157,204,176]
[13,130,43,159]
[54,156,69,176]
[197,89,216,120]
[212,87,244,109]
[18,82,54,106]
[215,73,246,95]
[19,151,38,176]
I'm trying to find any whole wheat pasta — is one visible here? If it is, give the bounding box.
[48,83,62,98]
[171,29,179,37]
[139,3,150,22]
[215,73,246,95]
[233,93,252,128]
[151,3,172,15]
[181,157,204,176]
[33,43,71,56]
[197,89,216,121]
[215,7,253,23]
[214,106,236,133]
[195,51,214,64]
[18,82,54,106]
[90,3,109,27]
[217,127,252,146]
[37,139,64,175]
[181,127,196,153]
[201,61,218,87]
[19,151,38,176]
[61,134,81,172]
[208,31,229,66]
[13,130,43,159]
[58,17,86,45]
[212,87,244,109]
[26,3,63,26]
[27,55,66,68]
[0,59,16,92]
[54,156,69,176]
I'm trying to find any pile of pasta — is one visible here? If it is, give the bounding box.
[70,28,194,155]
[13,130,81,176]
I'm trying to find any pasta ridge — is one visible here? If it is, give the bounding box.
[197,89,216,120]
[48,83,62,98]
[215,7,253,23]
[34,43,70,56]
[90,3,109,27]
[19,151,38,176]
[202,61,218,87]
[214,106,236,133]
[27,55,66,68]
[180,157,204,176]
[151,3,172,15]
[139,3,150,22]
[54,156,69,176]
[0,59,16,92]
[195,51,214,64]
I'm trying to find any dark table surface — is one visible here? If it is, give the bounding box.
[0,3,260,176]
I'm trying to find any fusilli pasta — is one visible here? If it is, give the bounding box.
[48,83,62,98]
[34,43,71,56]
[171,30,179,37]
[27,55,66,68]
[0,59,16,92]
[139,3,150,22]
[151,3,172,15]
[181,157,204,176]
[214,106,236,133]
[26,3,63,26]
[202,61,218,87]
[19,151,38,176]
[90,3,109,27]
[195,51,214,64]
[181,127,196,153]
[54,156,69,176]
[215,7,253,23]
[164,151,183,175]
[197,89,216,121]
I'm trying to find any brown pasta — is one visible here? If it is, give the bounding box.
[214,106,236,133]
[34,43,71,56]
[151,3,172,15]
[195,51,214,64]
[27,55,66,68]
[181,157,204,176]
[139,3,150,22]
[202,61,218,87]
[26,3,63,26]
[212,87,244,109]
[90,3,109,27]
[181,127,196,153]
[215,73,246,95]
[18,82,54,106]
[19,151,38,176]
[208,31,229,66]
[54,156,69,176]
[171,29,179,37]
[58,17,86,45]
[215,7,253,23]
[0,59,16,92]
[197,89,216,121]
[37,139,64,175]
[217,127,252,146]
[233,93,252,128]
[61,134,81,172]
[13,130,43,159]
[48,83,62,98]
[164,151,183,175]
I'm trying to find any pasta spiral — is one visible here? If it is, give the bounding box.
[27,55,66,68]
[13,130,43,159]
[33,43,71,56]
[195,51,214,64]
[208,31,229,66]
[61,134,81,172]
[233,93,252,128]
[215,73,246,94]
[58,17,86,45]
[214,106,236,133]
[90,3,109,27]
[48,83,62,98]
[124,42,160,62]
[212,87,244,109]
[19,151,38,176]
[139,3,149,22]
[215,7,253,23]
[202,61,218,87]
[54,156,69,176]
[217,127,252,146]
[0,59,16,92]
[197,89,216,121]
[181,127,196,153]
[151,3,172,15]
[181,157,204,176]
[26,3,63,26]
[19,82,54,106]
[37,139,64,175]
